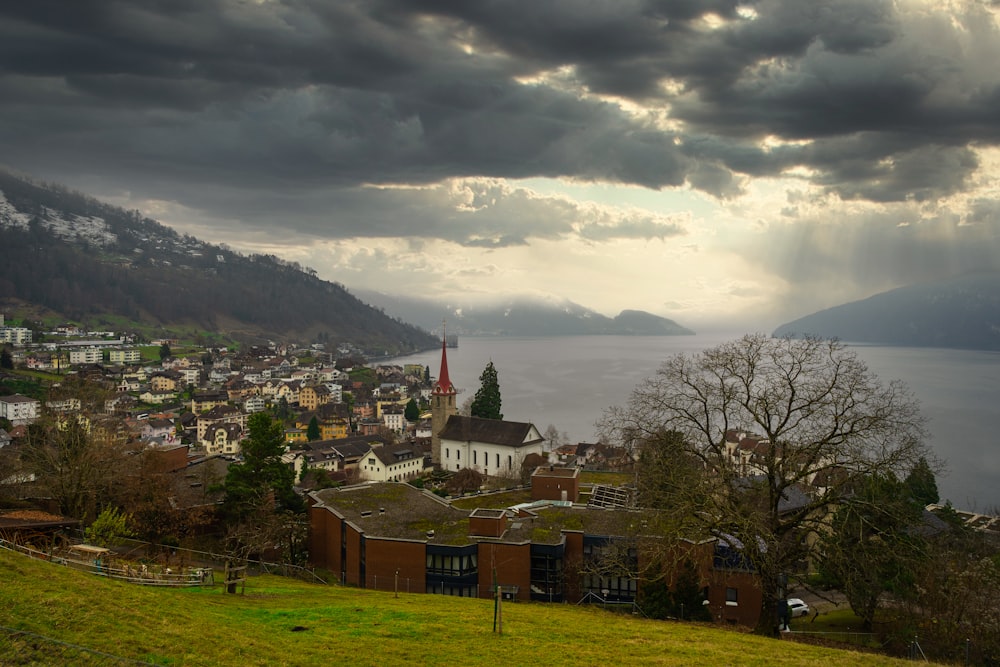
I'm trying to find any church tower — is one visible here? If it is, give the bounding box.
[430,324,457,466]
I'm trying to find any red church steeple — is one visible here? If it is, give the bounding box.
[433,324,455,396]
[431,321,457,466]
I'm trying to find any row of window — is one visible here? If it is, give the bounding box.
[426,553,478,576]
[443,448,514,470]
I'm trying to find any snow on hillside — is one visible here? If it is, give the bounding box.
[0,191,117,247]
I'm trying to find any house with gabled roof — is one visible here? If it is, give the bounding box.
[299,384,332,411]
[359,443,429,482]
[273,380,302,405]
[196,404,245,446]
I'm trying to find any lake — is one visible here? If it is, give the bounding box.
[385,334,1000,510]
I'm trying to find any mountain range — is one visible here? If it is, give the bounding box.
[773,272,1000,350]
[355,290,695,337]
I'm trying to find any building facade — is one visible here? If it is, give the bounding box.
[307,480,763,626]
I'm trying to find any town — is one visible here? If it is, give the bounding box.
[2,317,999,664]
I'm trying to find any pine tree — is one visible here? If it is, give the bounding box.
[223,413,302,519]
[904,456,939,506]
[306,416,321,441]
[404,398,420,422]
[470,361,503,420]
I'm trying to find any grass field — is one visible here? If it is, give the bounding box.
[0,549,926,666]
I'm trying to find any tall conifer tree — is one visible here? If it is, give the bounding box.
[470,361,503,420]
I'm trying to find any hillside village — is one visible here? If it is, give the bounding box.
[0,318,759,615]
[3,316,1000,664]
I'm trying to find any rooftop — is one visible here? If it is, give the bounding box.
[311,482,651,547]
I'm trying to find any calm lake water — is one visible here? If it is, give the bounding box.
[385,334,1000,510]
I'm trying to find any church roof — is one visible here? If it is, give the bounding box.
[438,415,544,448]
[432,332,455,395]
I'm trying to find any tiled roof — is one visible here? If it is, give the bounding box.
[439,415,542,448]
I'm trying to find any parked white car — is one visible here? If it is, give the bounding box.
[786,598,810,617]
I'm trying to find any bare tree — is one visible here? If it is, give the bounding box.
[600,334,931,636]
[21,412,128,522]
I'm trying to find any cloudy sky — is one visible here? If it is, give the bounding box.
[4,0,1000,330]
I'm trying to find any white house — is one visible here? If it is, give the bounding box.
[438,415,547,477]
[243,395,267,413]
[381,404,407,434]
[0,394,40,425]
[359,443,428,482]
[323,382,343,403]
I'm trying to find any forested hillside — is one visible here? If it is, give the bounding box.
[0,169,437,352]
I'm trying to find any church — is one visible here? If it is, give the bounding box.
[429,330,547,476]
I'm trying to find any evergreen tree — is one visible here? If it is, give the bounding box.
[223,413,302,519]
[904,456,939,506]
[470,361,503,420]
[670,560,712,621]
[0,347,13,369]
[404,398,420,422]
[306,415,321,441]
[815,473,926,631]
[158,342,171,360]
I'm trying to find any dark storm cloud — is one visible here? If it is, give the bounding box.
[3,0,1000,233]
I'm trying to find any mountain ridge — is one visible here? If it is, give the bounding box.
[0,169,437,354]
[354,289,696,337]
[772,272,1000,350]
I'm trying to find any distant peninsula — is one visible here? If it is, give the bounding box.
[773,272,1000,350]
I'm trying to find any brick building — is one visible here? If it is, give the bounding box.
[307,476,763,626]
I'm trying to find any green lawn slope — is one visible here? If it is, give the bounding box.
[0,549,918,666]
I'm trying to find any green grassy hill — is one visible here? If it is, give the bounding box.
[0,549,915,666]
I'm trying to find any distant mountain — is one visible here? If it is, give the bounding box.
[356,290,695,336]
[0,169,438,354]
[773,272,1000,350]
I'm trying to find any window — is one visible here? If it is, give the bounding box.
[445,448,450,459]
[473,450,477,465]
[368,458,376,466]
[726,587,738,606]
[496,453,500,468]
[456,450,460,461]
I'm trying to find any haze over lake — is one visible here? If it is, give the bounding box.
[386,334,1000,510]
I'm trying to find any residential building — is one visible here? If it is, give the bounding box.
[322,382,343,404]
[69,347,103,365]
[358,443,428,482]
[196,404,246,445]
[0,317,32,345]
[243,395,267,414]
[139,390,177,405]
[300,384,332,411]
[191,391,228,414]
[149,371,182,393]
[381,403,407,434]
[205,423,243,455]
[0,394,40,426]
[45,397,81,413]
[109,348,142,364]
